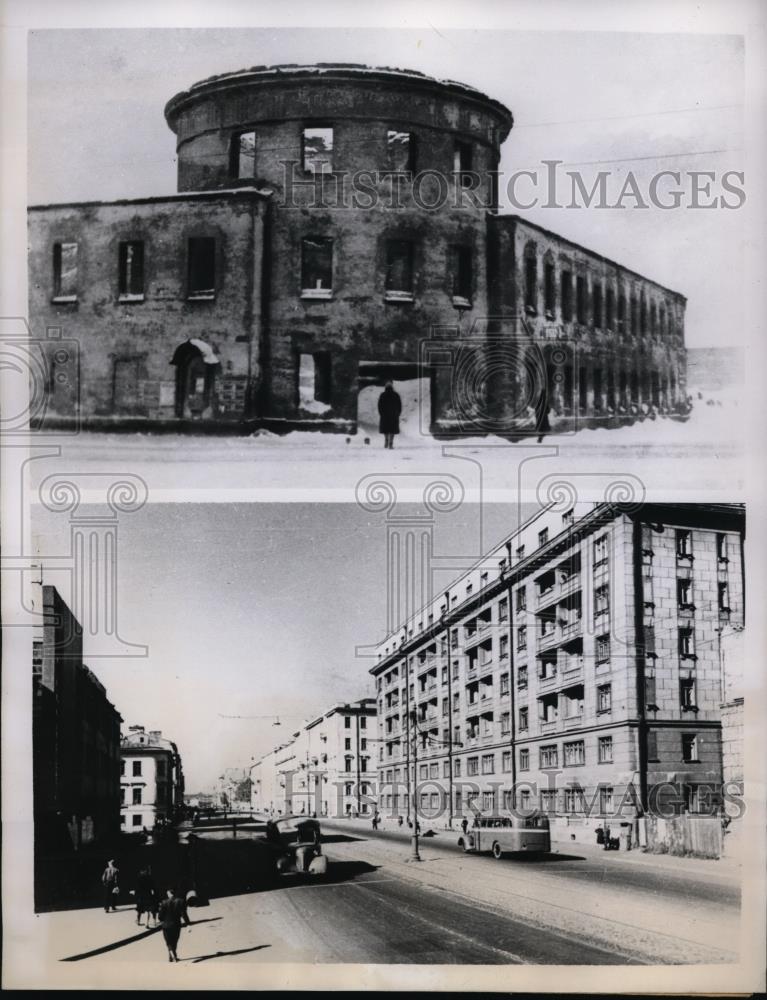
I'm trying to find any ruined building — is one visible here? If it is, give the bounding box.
[28,65,688,434]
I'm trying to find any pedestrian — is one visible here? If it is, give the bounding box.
[377,381,402,449]
[157,887,190,963]
[461,816,469,836]
[397,815,403,828]
[101,859,120,913]
[135,866,156,927]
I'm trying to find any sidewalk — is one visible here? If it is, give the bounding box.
[317,815,742,881]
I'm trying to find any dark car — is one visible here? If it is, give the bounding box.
[263,815,328,876]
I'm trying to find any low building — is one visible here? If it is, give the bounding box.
[370,503,745,839]
[32,583,122,851]
[119,725,185,831]
[251,698,377,818]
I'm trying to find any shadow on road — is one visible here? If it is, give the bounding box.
[503,852,586,864]
[60,917,222,961]
[189,944,271,963]
[320,834,366,844]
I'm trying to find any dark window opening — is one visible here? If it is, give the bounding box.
[544,261,556,316]
[387,130,415,172]
[524,248,537,313]
[618,292,626,331]
[606,287,615,328]
[229,130,256,179]
[118,241,145,297]
[187,237,216,298]
[53,241,78,299]
[301,237,333,294]
[302,126,334,174]
[576,275,587,324]
[593,282,603,328]
[593,368,603,408]
[452,246,473,302]
[561,270,573,321]
[453,140,473,187]
[385,240,414,296]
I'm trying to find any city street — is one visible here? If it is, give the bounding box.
[36,820,741,970]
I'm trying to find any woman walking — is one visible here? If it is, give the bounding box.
[157,887,190,962]
[135,866,157,927]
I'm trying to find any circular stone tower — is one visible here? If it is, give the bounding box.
[165,65,514,431]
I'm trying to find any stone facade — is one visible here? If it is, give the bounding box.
[32,584,122,851]
[251,698,377,818]
[119,725,185,830]
[28,64,687,435]
[370,503,744,830]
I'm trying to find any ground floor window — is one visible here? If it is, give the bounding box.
[132,814,142,827]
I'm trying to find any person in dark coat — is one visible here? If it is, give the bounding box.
[135,866,157,927]
[378,381,402,449]
[101,859,119,913]
[157,887,190,963]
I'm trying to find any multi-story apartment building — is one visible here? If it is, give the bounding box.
[251,698,377,818]
[119,725,185,831]
[370,503,744,836]
[29,63,686,436]
[32,583,122,853]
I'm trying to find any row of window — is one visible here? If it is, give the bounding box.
[51,238,216,302]
[522,244,681,337]
[119,758,166,777]
[49,236,474,305]
[377,527,734,663]
[229,126,474,183]
[381,730,701,783]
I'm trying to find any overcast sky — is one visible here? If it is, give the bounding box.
[33,501,532,791]
[27,26,745,347]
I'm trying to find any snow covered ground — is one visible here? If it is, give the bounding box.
[27,383,744,500]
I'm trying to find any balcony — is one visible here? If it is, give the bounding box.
[478,657,494,676]
[536,584,558,609]
[559,616,583,642]
[558,574,581,600]
[562,712,584,731]
[539,719,558,735]
[537,628,559,651]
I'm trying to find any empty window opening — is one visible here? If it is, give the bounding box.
[576,275,588,324]
[302,126,334,174]
[187,237,216,299]
[453,140,473,186]
[385,240,414,298]
[387,130,415,172]
[53,241,78,299]
[118,241,144,298]
[453,246,472,304]
[524,247,537,313]
[561,270,573,321]
[298,352,332,414]
[301,237,333,297]
[229,130,256,179]
[544,261,556,316]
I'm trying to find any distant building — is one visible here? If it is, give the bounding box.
[185,792,216,811]
[32,583,122,851]
[28,63,687,436]
[215,767,251,811]
[119,725,185,830]
[251,698,377,817]
[371,503,745,836]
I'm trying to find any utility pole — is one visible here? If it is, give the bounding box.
[409,707,421,862]
[404,644,411,824]
[443,596,454,829]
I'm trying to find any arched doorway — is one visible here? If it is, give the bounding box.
[169,339,220,418]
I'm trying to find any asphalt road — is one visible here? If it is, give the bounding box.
[40,820,741,969]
